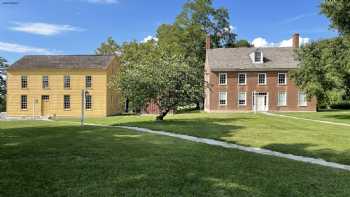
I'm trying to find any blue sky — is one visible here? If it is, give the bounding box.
[0,0,337,63]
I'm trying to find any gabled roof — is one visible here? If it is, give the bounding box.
[207,47,299,71]
[8,55,116,70]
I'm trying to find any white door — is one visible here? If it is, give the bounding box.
[256,95,267,112]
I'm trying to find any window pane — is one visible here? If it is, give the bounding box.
[299,92,307,106]
[85,95,92,109]
[278,73,287,85]
[21,76,27,89]
[219,73,227,85]
[239,92,246,105]
[255,51,262,62]
[42,76,49,89]
[219,92,227,105]
[258,73,266,85]
[239,73,246,85]
[64,95,70,109]
[85,76,92,88]
[64,76,70,88]
[21,95,27,110]
[278,92,287,106]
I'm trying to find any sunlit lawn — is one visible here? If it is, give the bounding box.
[278,110,350,124]
[1,120,350,196]
[83,111,350,165]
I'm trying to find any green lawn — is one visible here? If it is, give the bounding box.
[81,112,350,165]
[1,120,350,196]
[278,110,350,124]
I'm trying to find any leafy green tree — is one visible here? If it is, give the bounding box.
[95,37,121,55]
[235,39,252,47]
[156,0,236,109]
[291,38,350,107]
[0,57,8,112]
[321,0,350,35]
[115,42,202,120]
[291,0,350,108]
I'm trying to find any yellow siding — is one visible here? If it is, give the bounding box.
[7,67,120,118]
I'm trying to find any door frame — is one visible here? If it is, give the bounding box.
[41,95,50,116]
[252,92,269,112]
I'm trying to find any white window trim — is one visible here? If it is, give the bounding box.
[219,92,227,106]
[298,92,308,107]
[278,73,287,85]
[277,91,288,106]
[254,51,264,64]
[218,73,227,85]
[239,92,247,106]
[258,73,267,85]
[238,73,247,85]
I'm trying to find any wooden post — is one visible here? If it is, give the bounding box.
[81,89,85,127]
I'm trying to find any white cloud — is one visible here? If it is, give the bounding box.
[10,22,85,36]
[280,13,317,24]
[85,0,118,4]
[252,37,310,48]
[142,35,158,43]
[0,41,60,54]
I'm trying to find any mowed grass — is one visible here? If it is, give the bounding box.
[279,110,350,124]
[83,112,350,165]
[1,121,350,196]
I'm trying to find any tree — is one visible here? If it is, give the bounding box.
[235,39,252,47]
[321,0,350,35]
[290,0,350,107]
[0,57,8,112]
[115,42,202,120]
[291,38,350,107]
[156,0,237,109]
[95,37,121,55]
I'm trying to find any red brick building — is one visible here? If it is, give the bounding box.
[204,34,317,112]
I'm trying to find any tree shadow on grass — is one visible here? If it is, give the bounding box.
[110,117,250,140]
[325,114,350,121]
[263,143,350,165]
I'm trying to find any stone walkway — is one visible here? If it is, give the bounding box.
[86,123,350,172]
[264,112,350,127]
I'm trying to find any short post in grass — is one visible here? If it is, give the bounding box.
[81,89,89,127]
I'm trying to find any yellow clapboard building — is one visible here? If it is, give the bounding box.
[6,55,122,118]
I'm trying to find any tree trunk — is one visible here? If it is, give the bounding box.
[156,109,170,121]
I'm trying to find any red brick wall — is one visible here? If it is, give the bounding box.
[205,71,317,112]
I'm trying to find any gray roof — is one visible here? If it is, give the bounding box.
[8,55,116,70]
[207,47,299,71]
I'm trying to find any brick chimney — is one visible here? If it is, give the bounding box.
[292,33,300,48]
[206,35,211,49]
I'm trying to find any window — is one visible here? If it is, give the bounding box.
[219,92,227,105]
[278,92,287,106]
[85,95,92,110]
[278,73,287,85]
[21,95,27,110]
[254,50,263,63]
[42,95,49,101]
[85,76,92,88]
[258,73,267,85]
[239,92,247,106]
[64,75,70,89]
[218,73,227,85]
[64,95,70,110]
[42,76,49,89]
[298,92,307,106]
[21,75,28,89]
[238,73,247,85]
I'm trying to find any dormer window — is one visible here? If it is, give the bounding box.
[253,49,263,64]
